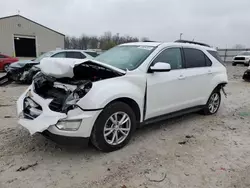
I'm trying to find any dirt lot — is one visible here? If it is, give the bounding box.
[0,65,250,188]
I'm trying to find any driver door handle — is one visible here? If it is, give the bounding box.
[178,75,185,80]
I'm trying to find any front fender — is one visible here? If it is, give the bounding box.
[77,76,146,113]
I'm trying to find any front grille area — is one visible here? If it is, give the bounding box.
[49,99,64,112]
[33,73,70,113]
[23,97,42,120]
[234,57,245,61]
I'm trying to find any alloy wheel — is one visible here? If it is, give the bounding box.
[208,93,220,113]
[103,112,131,146]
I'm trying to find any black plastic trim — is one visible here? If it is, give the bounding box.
[143,82,147,121]
[77,105,103,112]
[42,131,89,146]
[141,105,205,126]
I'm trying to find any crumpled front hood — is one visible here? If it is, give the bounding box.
[9,60,35,68]
[40,58,126,78]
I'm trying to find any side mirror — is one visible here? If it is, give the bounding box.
[149,62,171,73]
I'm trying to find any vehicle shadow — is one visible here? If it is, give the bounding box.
[1,111,207,161]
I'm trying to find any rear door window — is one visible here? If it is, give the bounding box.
[52,52,66,58]
[183,48,207,68]
[205,55,212,66]
[66,52,86,59]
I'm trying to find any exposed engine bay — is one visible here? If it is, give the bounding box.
[33,61,122,113]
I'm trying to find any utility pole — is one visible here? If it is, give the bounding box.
[180,33,183,40]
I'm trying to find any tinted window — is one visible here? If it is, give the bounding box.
[52,52,66,58]
[184,48,206,68]
[205,55,212,66]
[0,55,6,58]
[207,50,223,64]
[152,48,183,70]
[85,52,98,57]
[66,52,85,59]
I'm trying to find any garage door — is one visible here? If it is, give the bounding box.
[14,35,36,57]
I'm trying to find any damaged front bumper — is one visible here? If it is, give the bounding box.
[17,85,102,144]
[0,65,40,86]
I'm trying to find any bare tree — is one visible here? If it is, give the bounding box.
[64,32,148,50]
[233,44,246,49]
[140,37,150,42]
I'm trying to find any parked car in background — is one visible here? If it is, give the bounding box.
[0,53,18,72]
[17,40,228,152]
[232,51,250,66]
[0,49,94,85]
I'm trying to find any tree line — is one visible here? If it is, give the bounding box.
[65,31,150,50]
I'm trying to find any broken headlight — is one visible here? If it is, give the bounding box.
[62,81,92,112]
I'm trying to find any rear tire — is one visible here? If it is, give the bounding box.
[202,90,221,115]
[232,63,237,66]
[91,102,136,152]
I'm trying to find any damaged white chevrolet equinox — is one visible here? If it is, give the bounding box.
[17,40,228,152]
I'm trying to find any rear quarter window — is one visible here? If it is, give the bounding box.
[207,50,224,64]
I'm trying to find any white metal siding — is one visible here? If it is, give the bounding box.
[0,15,64,57]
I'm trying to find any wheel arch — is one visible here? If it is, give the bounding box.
[104,97,142,124]
[213,82,227,92]
[205,82,227,104]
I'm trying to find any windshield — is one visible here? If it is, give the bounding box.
[239,51,250,56]
[95,45,155,70]
[34,51,55,63]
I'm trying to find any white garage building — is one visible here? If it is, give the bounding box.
[0,14,65,58]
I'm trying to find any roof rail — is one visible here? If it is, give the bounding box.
[142,40,157,42]
[175,40,210,47]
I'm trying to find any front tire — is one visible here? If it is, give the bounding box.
[91,102,136,152]
[3,64,10,72]
[203,90,221,115]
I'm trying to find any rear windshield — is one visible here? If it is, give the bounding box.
[207,50,224,64]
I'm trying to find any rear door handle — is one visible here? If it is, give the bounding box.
[178,75,185,80]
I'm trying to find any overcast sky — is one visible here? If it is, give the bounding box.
[1,0,250,48]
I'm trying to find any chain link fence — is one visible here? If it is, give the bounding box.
[217,49,250,63]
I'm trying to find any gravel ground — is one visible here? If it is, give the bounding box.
[0,65,250,188]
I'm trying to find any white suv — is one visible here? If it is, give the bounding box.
[232,51,250,66]
[17,40,228,152]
